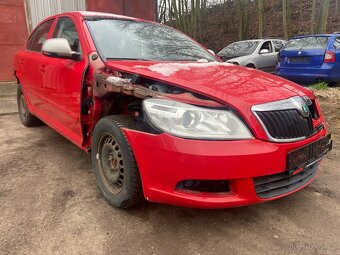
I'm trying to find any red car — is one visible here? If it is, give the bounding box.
[14,12,332,209]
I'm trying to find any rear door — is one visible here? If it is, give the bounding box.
[41,15,88,144]
[279,36,330,68]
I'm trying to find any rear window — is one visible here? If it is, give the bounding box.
[334,37,340,50]
[284,36,330,51]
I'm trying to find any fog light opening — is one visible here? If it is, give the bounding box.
[176,180,230,193]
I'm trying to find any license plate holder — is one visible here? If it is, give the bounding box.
[287,134,332,174]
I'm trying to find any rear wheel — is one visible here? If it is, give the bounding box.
[91,115,143,208]
[17,85,42,127]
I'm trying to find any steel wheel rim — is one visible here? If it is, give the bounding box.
[97,132,125,194]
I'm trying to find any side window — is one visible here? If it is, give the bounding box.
[52,17,81,52]
[334,37,340,50]
[27,19,54,52]
[273,40,285,52]
[260,41,273,53]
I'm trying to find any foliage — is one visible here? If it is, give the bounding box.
[311,82,329,90]
[158,0,340,51]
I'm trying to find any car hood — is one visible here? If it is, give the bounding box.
[226,55,251,63]
[104,60,313,109]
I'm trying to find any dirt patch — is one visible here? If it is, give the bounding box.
[311,87,340,99]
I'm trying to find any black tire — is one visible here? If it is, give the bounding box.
[91,115,143,208]
[246,64,256,69]
[17,85,42,127]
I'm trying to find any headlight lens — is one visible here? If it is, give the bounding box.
[143,99,253,140]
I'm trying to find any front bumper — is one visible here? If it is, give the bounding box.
[123,128,327,209]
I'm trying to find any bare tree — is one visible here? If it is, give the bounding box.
[238,0,250,40]
[310,0,316,33]
[317,0,330,33]
[258,0,264,38]
[282,0,289,39]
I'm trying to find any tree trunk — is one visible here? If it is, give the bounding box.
[195,0,200,40]
[317,0,330,33]
[336,0,339,18]
[311,0,316,33]
[258,0,264,38]
[282,0,289,40]
[239,0,249,40]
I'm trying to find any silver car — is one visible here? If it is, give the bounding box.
[217,39,287,73]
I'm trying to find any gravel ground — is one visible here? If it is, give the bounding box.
[0,83,339,255]
[311,87,340,99]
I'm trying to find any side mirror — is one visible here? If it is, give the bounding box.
[42,38,81,61]
[208,49,216,55]
[259,49,270,54]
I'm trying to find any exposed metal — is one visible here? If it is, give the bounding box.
[97,133,124,194]
[93,68,223,108]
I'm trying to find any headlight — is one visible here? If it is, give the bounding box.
[143,99,253,140]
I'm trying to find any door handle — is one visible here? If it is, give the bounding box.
[40,65,46,74]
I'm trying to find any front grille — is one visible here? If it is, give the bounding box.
[254,162,319,199]
[256,109,314,140]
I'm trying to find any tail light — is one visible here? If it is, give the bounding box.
[324,50,336,63]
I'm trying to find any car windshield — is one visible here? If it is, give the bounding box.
[85,18,216,62]
[218,41,260,57]
[284,36,330,50]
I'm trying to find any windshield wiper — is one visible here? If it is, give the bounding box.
[106,57,151,61]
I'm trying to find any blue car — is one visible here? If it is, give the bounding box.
[276,33,340,84]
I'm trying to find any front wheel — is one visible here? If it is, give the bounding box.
[91,115,143,208]
[246,64,256,69]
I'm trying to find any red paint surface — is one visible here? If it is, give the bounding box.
[123,128,325,208]
[0,0,28,81]
[14,12,329,208]
[104,60,322,141]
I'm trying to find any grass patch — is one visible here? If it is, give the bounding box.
[311,82,329,90]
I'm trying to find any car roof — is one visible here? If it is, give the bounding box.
[293,34,333,38]
[55,11,145,22]
[233,39,286,43]
[34,11,153,32]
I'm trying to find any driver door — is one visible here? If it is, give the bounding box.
[257,41,278,73]
[41,16,88,145]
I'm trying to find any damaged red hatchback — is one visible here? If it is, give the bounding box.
[14,12,332,208]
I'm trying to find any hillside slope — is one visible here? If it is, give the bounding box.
[200,0,340,52]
